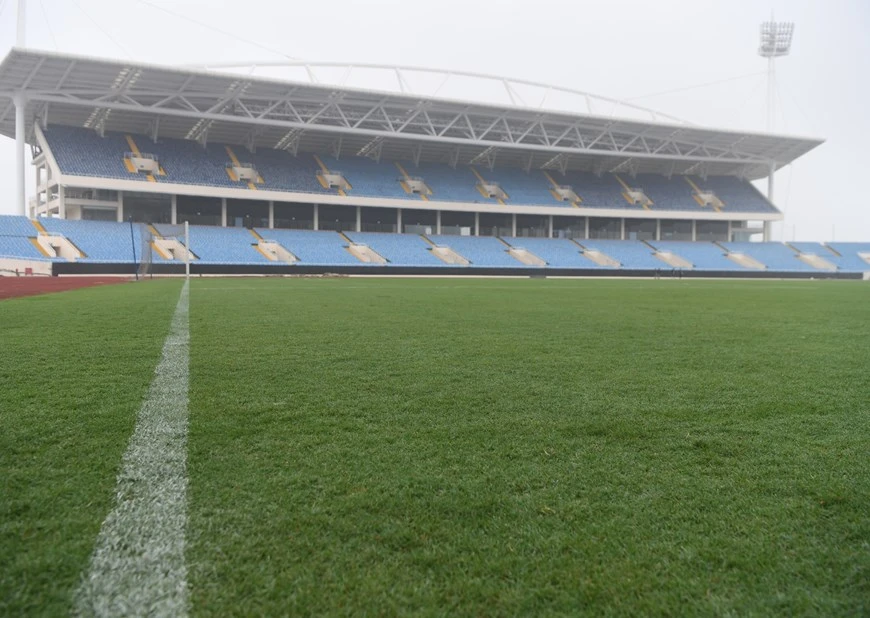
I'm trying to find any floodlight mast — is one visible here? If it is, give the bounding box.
[758,20,793,241]
[13,0,27,216]
[758,20,794,132]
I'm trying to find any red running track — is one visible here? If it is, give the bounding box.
[0,276,132,300]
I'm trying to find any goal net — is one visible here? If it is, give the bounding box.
[131,221,190,280]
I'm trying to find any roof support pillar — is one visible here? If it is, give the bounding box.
[767,161,775,203]
[766,160,776,242]
[14,92,27,217]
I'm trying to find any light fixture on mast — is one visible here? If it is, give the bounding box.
[758,20,794,132]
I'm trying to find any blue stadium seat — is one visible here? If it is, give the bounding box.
[578,239,663,269]
[344,232,445,266]
[693,176,777,213]
[826,243,870,272]
[175,226,271,265]
[0,215,41,237]
[503,237,607,268]
[254,229,363,266]
[471,168,561,206]
[402,163,487,203]
[721,242,819,271]
[648,241,744,270]
[319,156,410,200]
[40,218,144,263]
[426,235,524,267]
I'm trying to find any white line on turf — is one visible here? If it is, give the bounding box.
[74,280,190,618]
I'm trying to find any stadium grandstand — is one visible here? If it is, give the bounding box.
[0,47,865,278]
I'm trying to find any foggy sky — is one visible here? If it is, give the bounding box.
[0,0,866,241]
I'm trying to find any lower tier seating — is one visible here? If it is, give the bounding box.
[0,216,867,273]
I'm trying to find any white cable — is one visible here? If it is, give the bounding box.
[134,0,301,62]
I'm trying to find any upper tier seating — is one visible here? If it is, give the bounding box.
[40,218,145,263]
[427,235,524,267]
[248,152,331,195]
[692,176,777,213]
[344,232,445,266]
[44,126,132,180]
[721,242,817,271]
[254,229,362,266]
[42,126,779,214]
[578,239,664,269]
[649,241,745,270]
[548,170,627,209]
[503,237,608,268]
[402,163,489,203]
[632,174,705,212]
[319,156,409,199]
[471,168,562,206]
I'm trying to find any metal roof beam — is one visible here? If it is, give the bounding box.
[18,94,779,166]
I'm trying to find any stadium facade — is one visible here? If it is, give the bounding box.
[3,48,865,278]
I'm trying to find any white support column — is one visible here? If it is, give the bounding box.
[548,215,553,238]
[117,191,124,222]
[313,204,319,231]
[584,217,590,239]
[691,220,697,242]
[58,185,66,219]
[474,212,480,236]
[34,160,40,214]
[727,220,733,242]
[511,213,517,237]
[396,208,402,234]
[436,210,441,235]
[766,161,776,242]
[620,218,626,240]
[268,201,274,229]
[170,194,177,224]
[356,206,361,232]
[655,219,661,241]
[14,93,26,217]
[221,198,227,227]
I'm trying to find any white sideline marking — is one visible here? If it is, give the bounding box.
[74,280,190,618]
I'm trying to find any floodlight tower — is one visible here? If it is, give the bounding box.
[758,20,794,132]
[758,20,793,241]
[13,0,28,216]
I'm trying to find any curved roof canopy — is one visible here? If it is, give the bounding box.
[0,48,823,180]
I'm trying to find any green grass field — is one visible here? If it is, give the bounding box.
[2,278,869,615]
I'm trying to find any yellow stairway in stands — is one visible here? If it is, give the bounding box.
[225,146,263,190]
[543,171,581,207]
[395,162,429,201]
[313,154,349,196]
[614,174,651,209]
[471,167,505,205]
[683,176,721,211]
[124,135,164,182]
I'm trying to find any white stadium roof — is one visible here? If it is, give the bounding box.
[0,48,823,180]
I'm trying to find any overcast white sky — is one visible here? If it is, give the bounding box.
[0,0,867,241]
